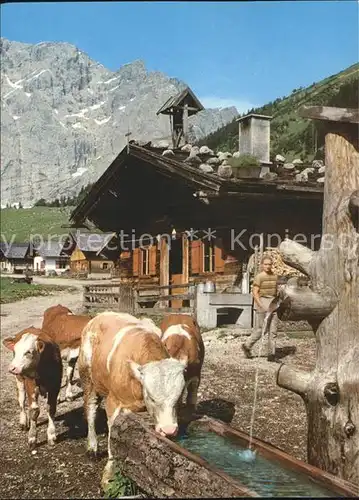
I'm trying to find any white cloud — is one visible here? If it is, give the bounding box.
[200,96,256,114]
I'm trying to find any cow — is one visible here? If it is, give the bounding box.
[2,327,62,450]
[42,304,91,401]
[160,314,204,411]
[78,311,187,489]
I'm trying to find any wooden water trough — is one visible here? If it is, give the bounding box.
[111,412,359,498]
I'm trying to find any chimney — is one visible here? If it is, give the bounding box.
[237,114,272,165]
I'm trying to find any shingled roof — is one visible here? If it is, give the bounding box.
[3,243,31,259]
[156,87,204,116]
[71,231,116,256]
[69,142,324,235]
[35,241,66,258]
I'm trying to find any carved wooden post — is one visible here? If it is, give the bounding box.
[275,106,359,484]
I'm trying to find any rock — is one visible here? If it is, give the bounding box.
[206,157,221,166]
[232,151,241,158]
[295,172,308,182]
[199,145,214,155]
[217,163,232,178]
[283,163,295,170]
[153,140,170,148]
[317,177,325,183]
[301,167,315,175]
[262,172,278,181]
[292,159,303,165]
[181,144,192,153]
[312,160,324,169]
[162,149,174,157]
[199,163,214,174]
[218,152,232,161]
[184,154,201,166]
[318,166,326,174]
[189,146,200,156]
[275,154,286,163]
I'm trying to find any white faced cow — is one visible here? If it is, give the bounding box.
[160,314,205,411]
[3,327,62,450]
[78,311,187,489]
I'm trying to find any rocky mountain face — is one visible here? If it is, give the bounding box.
[0,38,238,206]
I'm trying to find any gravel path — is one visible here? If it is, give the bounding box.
[0,291,106,499]
[0,288,315,498]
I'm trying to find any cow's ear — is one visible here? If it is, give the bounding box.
[128,360,143,382]
[3,337,15,351]
[36,340,45,353]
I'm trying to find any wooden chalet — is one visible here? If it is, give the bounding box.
[62,231,119,275]
[0,242,33,274]
[70,142,324,305]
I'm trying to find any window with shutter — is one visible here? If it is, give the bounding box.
[141,248,149,275]
[203,239,215,273]
[132,248,140,276]
[215,238,225,273]
[190,240,202,275]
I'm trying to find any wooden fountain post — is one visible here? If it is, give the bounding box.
[275,106,359,483]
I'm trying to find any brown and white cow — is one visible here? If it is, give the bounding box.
[3,327,62,450]
[78,311,187,488]
[42,304,91,401]
[160,314,205,411]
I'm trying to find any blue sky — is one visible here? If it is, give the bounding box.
[1,1,358,112]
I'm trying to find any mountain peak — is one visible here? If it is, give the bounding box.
[0,38,238,205]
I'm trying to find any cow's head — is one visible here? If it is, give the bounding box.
[129,357,187,437]
[3,332,45,377]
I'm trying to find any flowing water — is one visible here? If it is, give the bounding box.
[176,308,336,497]
[176,428,336,497]
[247,310,271,450]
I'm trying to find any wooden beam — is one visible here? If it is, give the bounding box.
[299,106,359,124]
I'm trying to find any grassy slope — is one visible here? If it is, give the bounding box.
[0,277,75,304]
[0,206,74,243]
[199,63,359,161]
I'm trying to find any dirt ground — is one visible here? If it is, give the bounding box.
[0,286,315,498]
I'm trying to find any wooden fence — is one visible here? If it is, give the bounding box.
[83,283,136,313]
[83,282,195,316]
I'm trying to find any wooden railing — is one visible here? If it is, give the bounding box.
[83,283,136,313]
[83,282,195,315]
[136,283,195,314]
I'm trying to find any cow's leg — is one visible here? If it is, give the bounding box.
[16,376,28,430]
[186,376,200,410]
[102,395,124,490]
[25,379,39,450]
[65,348,79,401]
[46,391,58,446]
[81,372,100,457]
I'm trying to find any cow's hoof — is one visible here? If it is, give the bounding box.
[28,439,37,451]
[87,449,98,460]
[20,422,29,431]
[101,461,115,490]
[48,436,57,446]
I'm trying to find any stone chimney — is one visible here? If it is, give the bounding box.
[237,114,272,165]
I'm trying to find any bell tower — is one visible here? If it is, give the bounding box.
[157,86,204,148]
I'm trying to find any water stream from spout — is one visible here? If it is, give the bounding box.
[247,309,276,454]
